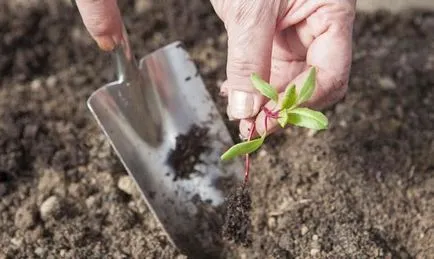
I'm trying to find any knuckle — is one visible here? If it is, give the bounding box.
[227,57,263,79]
[87,16,115,36]
[317,1,356,27]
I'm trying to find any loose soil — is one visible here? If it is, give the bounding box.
[1,1,433,259]
[222,186,252,247]
[167,124,210,181]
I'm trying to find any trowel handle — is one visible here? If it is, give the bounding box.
[71,0,138,82]
[113,25,139,82]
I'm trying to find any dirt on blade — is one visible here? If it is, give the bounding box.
[167,124,210,181]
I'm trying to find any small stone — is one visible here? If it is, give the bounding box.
[40,196,61,220]
[46,75,58,88]
[85,195,98,208]
[268,217,277,229]
[312,234,319,241]
[14,205,36,229]
[11,237,22,247]
[378,76,396,90]
[117,175,138,196]
[301,225,309,236]
[30,79,42,91]
[339,120,347,128]
[259,150,267,157]
[34,247,44,256]
[310,248,320,256]
[135,0,153,13]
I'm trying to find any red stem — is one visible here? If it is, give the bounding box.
[242,107,277,187]
[243,122,256,187]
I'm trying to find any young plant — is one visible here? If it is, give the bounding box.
[220,67,328,185]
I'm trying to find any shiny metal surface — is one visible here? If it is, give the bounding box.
[87,29,243,257]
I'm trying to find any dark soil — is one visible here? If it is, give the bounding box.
[1,1,433,259]
[222,186,252,247]
[167,124,210,181]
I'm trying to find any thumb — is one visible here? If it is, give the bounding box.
[223,2,279,120]
[75,0,123,51]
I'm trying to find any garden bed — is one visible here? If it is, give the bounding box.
[0,1,433,258]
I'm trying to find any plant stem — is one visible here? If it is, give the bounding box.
[243,121,256,188]
[242,107,277,188]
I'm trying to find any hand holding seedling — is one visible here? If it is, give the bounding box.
[211,0,356,139]
[221,68,329,184]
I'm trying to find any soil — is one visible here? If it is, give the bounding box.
[1,1,433,259]
[222,186,252,247]
[167,124,210,181]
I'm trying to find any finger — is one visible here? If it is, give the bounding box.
[223,1,281,120]
[75,0,122,51]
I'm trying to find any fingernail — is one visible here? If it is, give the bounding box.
[95,36,116,51]
[226,106,236,121]
[229,90,255,119]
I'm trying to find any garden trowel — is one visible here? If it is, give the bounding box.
[86,24,243,258]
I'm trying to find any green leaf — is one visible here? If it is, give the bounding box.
[297,67,316,104]
[280,84,297,110]
[251,73,278,102]
[277,110,288,128]
[286,107,328,130]
[220,135,265,161]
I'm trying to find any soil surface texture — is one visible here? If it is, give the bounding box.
[1,1,433,259]
[222,186,252,247]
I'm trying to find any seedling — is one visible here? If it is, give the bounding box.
[220,67,329,186]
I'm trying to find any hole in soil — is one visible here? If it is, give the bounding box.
[222,185,252,247]
[167,124,210,181]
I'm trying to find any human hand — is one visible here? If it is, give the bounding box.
[211,0,356,138]
[74,0,123,51]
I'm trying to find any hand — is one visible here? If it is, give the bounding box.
[74,0,123,51]
[211,0,356,138]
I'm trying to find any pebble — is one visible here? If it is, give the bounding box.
[11,237,22,247]
[268,217,277,229]
[40,196,61,220]
[310,248,320,256]
[85,195,98,208]
[117,175,138,196]
[34,247,44,256]
[30,79,42,91]
[135,0,153,13]
[378,76,397,90]
[301,225,309,236]
[46,75,58,88]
